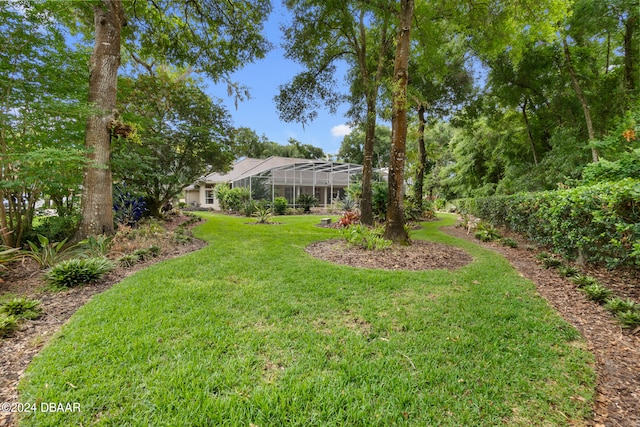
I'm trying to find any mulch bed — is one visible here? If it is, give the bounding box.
[306,239,473,271]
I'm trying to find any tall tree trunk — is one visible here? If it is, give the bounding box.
[360,95,377,226]
[562,36,599,163]
[413,104,427,205]
[384,0,413,244]
[623,13,638,91]
[521,98,538,166]
[75,1,125,240]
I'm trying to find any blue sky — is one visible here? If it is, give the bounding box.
[205,4,353,156]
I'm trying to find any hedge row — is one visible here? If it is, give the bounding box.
[456,178,640,268]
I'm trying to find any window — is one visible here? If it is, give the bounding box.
[205,185,215,205]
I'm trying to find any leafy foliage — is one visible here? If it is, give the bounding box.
[458,179,640,267]
[295,194,318,213]
[46,258,114,288]
[253,207,273,224]
[340,224,392,251]
[0,314,18,338]
[337,211,360,228]
[215,185,251,212]
[113,184,148,227]
[78,235,114,258]
[272,197,288,215]
[580,283,613,303]
[474,221,501,242]
[0,297,42,320]
[25,235,76,269]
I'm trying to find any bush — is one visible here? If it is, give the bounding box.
[571,275,600,288]
[604,297,639,315]
[273,197,288,215]
[253,207,272,224]
[216,185,251,212]
[25,235,76,268]
[500,237,519,248]
[372,181,388,220]
[617,310,640,329]
[117,253,140,267]
[46,257,114,288]
[457,178,640,267]
[0,297,42,320]
[28,215,79,243]
[113,184,148,227]
[78,234,114,258]
[340,224,392,251]
[474,221,501,242]
[0,313,18,338]
[557,265,579,277]
[581,283,613,303]
[296,194,318,213]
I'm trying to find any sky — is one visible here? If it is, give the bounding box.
[205,4,353,157]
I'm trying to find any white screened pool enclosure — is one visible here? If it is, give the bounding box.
[183,157,365,210]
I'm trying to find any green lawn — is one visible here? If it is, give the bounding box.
[18,214,594,426]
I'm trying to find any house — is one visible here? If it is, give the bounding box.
[183,156,364,210]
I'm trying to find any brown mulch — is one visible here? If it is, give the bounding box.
[2,216,639,426]
[306,239,473,271]
[0,215,206,427]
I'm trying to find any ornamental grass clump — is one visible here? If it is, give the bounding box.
[0,297,42,320]
[46,257,114,288]
[580,283,613,303]
[0,313,18,338]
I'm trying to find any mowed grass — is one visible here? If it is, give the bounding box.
[18,214,594,426]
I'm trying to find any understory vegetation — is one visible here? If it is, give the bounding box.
[18,214,595,426]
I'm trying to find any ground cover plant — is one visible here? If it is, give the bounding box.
[19,214,595,426]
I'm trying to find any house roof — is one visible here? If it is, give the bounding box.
[187,157,363,189]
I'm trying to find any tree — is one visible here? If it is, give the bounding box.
[0,5,90,247]
[113,68,235,217]
[383,0,414,244]
[277,0,395,226]
[233,128,325,159]
[336,125,391,167]
[46,0,272,239]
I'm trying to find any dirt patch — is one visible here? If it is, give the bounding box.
[306,239,473,271]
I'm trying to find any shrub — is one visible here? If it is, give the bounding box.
[78,234,114,258]
[341,224,391,251]
[500,237,519,248]
[117,254,141,267]
[25,235,76,268]
[0,297,42,320]
[338,196,357,212]
[46,257,114,288]
[617,310,640,329]
[241,200,257,217]
[28,215,79,243]
[296,194,318,213]
[571,275,600,288]
[337,210,360,228]
[273,197,288,215]
[542,257,563,269]
[253,207,272,224]
[0,313,18,338]
[147,245,161,257]
[216,185,251,212]
[474,221,501,242]
[113,184,148,227]
[581,283,613,303]
[372,181,388,220]
[557,265,579,277]
[604,297,639,314]
[457,178,640,267]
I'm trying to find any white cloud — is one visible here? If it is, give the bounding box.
[331,124,352,138]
